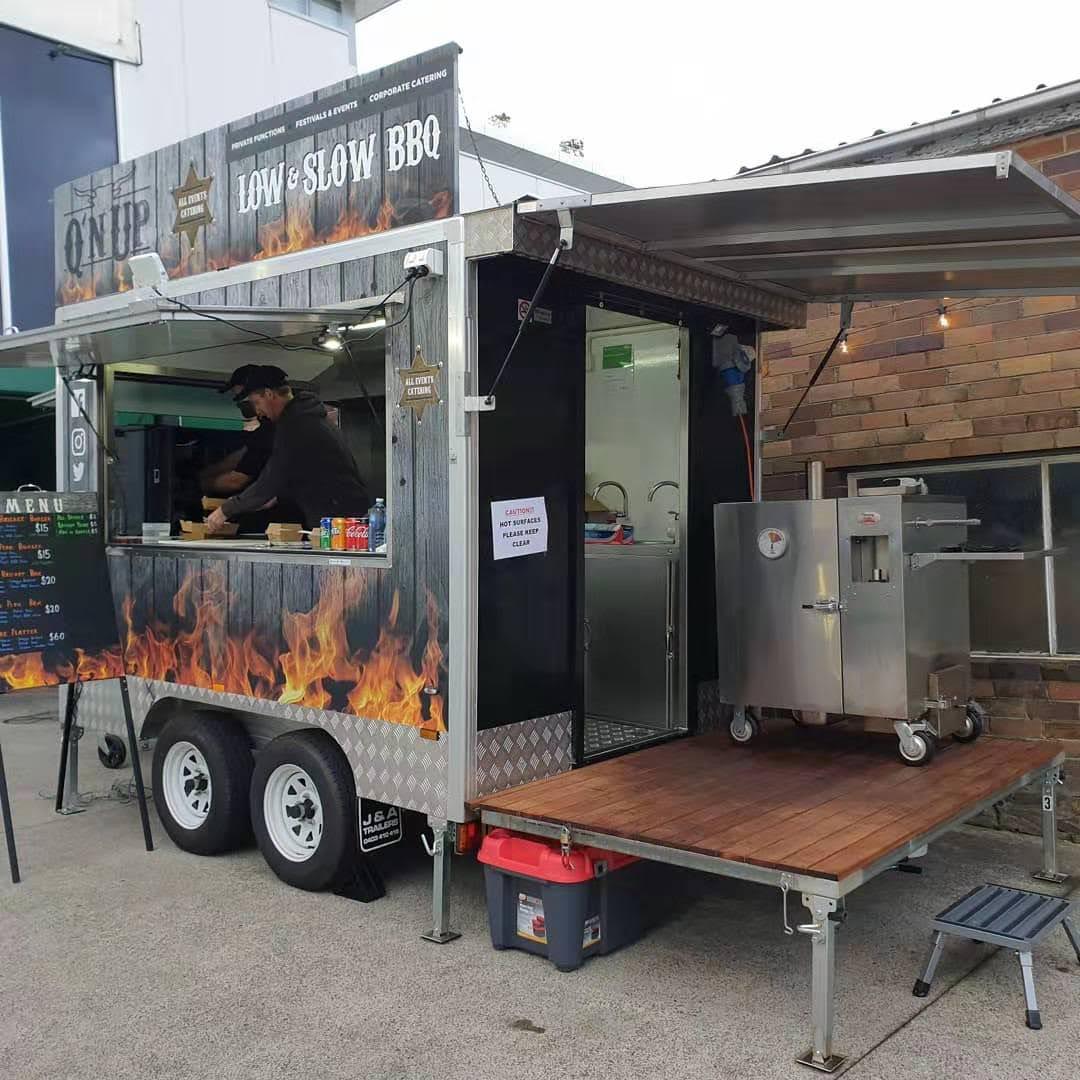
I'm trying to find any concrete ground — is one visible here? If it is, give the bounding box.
[2,689,1079,1080]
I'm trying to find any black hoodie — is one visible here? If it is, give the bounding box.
[221,391,370,528]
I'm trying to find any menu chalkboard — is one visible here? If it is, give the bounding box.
[0,491,123,692]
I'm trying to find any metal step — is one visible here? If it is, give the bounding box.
[933,884,1071,949]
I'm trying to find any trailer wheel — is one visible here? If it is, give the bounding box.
[97,733,127,770]
[898,730,937,767]
[152,714,253,855]
[954,703,985,744]
[251,730,356,892]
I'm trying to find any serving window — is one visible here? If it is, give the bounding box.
[102,323,390,559]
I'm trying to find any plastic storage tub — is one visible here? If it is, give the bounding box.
[478,828,654,971]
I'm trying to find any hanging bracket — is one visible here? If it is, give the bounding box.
[557,208,575,250]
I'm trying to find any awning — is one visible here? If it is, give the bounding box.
[0,299,386,382]
[517,152,1080,301]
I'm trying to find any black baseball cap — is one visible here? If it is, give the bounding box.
[220,364,262,396]
[231,364,291,397]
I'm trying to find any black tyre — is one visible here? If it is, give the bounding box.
[151,713,253,855]
[97,733,127,770]
[954,703,985,744]
[898,730,937,767]
[250,729,356,892]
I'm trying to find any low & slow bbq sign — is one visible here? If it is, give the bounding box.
[55,43,460,304]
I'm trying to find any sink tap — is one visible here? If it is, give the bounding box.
[591,481,629,519]
[648,480,680,520]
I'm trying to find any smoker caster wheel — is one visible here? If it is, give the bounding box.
[955,703,985,744]
[97,734,127,770]
[912,979,931,998]
[898,731,937,767]
[1026,1009,1042,1031]
[729,710,760,746]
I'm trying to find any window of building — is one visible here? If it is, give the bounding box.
[850,456,1080,658]
[269,0,349,32]
[0,26,118,332]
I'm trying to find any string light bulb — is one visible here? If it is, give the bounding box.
[938,305,950,329]
[839,332,849,354]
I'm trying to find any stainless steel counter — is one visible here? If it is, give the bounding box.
[585,541,679,560]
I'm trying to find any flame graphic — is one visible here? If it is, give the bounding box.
[165,247,233,281]
[0,646,123,692]
[56,275,97,305]
[122,565,445,732]
[56,189,452,302]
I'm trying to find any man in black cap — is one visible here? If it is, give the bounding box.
[201,364,275,498]
[206,365,369,532]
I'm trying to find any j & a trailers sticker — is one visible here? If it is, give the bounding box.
[491,497,548,560]
[359,798,403,852]
[757,527,788,559]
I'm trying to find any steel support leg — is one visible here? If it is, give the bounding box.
[421,819,460,944]
[1018,951,1042,1030]
[1062,918,1080,963]
[1034,768,1068,885]
[796,894,845,1073]
[0,742,19,884]
[119,677,153,852]
[55,685,85,816]
[913,930,947,997]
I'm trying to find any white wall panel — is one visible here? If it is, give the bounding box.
[0,0,140,63]
[116,0,354,161]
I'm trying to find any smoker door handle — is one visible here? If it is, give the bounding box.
[909,517,981,528]
[801,598,843,614]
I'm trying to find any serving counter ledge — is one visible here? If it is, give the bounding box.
[107,539,390,569]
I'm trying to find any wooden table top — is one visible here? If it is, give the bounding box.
[470,728,1063,882]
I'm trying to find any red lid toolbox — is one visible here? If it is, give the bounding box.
[478,828,655,971]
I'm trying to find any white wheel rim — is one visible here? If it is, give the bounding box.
[900,735,927,762]
[162,741,212,830]
[263,764,323,863]
[731,722,753,743]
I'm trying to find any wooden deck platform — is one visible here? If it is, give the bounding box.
[471,728,1064,889]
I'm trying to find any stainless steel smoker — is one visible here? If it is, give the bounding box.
[713,476,1052,765]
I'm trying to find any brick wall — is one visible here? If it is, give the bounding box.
[758,126,1080,838]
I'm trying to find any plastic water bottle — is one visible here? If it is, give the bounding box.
[369,498,386,550]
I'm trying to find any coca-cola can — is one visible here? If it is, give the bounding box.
[345,517,369,551]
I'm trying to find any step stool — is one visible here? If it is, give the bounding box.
[913,883,1080,1030]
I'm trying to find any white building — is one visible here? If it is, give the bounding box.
[0,0,622,336]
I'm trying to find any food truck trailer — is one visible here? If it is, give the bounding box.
[1,44,1078,1070]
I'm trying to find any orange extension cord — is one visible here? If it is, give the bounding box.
[738,414,754,498]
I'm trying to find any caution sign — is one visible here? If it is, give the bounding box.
[490,496,548,561]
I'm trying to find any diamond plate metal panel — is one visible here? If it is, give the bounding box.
[72,677,448,817]
[512,216,805,328]
[475,712,573,797]
[464,206,515,258]
[696,679,727,733]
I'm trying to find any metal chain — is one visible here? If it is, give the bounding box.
[458,85,500,207]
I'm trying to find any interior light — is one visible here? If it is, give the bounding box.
[938,305,949,329]
[315,330,344,352]
[345,316,387,332]
[839,333,849,354]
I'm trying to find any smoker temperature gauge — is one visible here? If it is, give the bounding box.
[757,527,788,559]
